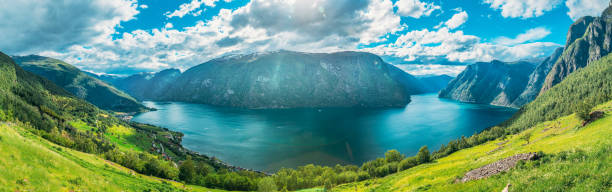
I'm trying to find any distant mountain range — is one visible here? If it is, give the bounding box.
[159,51,422,108]
[91,69,181,101]
[98,51,452,109]
[440,6,612,108]
[12,55,147,112]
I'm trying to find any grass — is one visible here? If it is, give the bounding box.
[69,120,98,132]
[0,122,227,192]
[104,124,154,152]
[331,101,612,192]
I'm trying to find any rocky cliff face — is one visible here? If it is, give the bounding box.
[12,55,146,112]
[541,6,612,93]
[111,69,181,101]
[510,47,564,107]
[439,60,536,107]
[161,51,421,108]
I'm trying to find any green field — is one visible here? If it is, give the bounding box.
[0,122,229,192]
[330,101,612,192]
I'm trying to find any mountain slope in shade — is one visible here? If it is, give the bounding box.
[12,55,146,112]
[439,60,536,107]
[540,5,612,93]
[161,51,423,108]
[416,75,454,93]
[510,47,564,107]
[107,69,181,101]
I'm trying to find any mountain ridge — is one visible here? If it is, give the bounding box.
[12,55,147,112]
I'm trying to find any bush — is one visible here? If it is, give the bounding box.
[179,156,196,183]
[416,146,430,164]
[385,149,404,163]
[398,157,418,171]
[257,177,277,192]
[576,101,592,121]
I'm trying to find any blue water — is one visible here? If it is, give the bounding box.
[132,93,516,172]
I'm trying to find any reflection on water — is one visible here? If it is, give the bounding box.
[132,93,516,172]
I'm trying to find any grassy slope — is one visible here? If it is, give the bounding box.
[0,122,227,192]
[331,101,612,192]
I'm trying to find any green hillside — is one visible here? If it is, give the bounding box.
[331,101,611,191]
[0,122,223,192]
[0,52,264,191]
[12,55,146,112]
[323,52,612,192]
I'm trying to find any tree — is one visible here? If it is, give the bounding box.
[416,146,430,164]
[398,157,418,171]
[520,132,532,144]
[385,149,404,163]
[179,156,196,183]
[576,101,591,121]
[257,177,277,192]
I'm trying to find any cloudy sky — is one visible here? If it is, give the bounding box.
[0,0,608,76]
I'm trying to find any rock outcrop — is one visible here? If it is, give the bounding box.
[460,153,538,183]
[540,6,612,93]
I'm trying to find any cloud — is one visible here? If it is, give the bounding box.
[494,27,551,45]
[0,0,139,54]
[484,0,561,18]
[565,0,609,20]
[394,0,441,18]
[165,0,219,18]
[364,27,560,64]
[139,4,148,9]
[394,64,466,76]
[445,11,468,29]
[37,0,403,73]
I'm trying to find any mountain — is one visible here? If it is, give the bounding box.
[108,69,181,101]
[439,60,536,107]
[540,6,612,93]
[510,47,564,107]
[12,55,146,112]
[0,51,264,191]
[415,75,454,93]
[161,51,423,108]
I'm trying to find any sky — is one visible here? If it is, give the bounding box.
[0,0,609,76]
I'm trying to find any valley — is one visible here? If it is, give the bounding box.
[1,0,611,191]
[131,94,515,172]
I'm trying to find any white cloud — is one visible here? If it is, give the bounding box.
[166,0,219,18]
[566,0,609,20]
[395,64,466,76]
[0,0,139,54]
[36,0,404,73]
[165,23,174,29]
[139,4,148,9]
[484,0,561,18]
[494,27,551,45]
[394,0,441,18]
[445,11,468,29]
[365,27,559,64]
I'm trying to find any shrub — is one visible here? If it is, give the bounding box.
[416,146,430,164]
[398,157,418,171]
[258,177,277,192]
[385,149,404,163]
[179,156,196,183]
